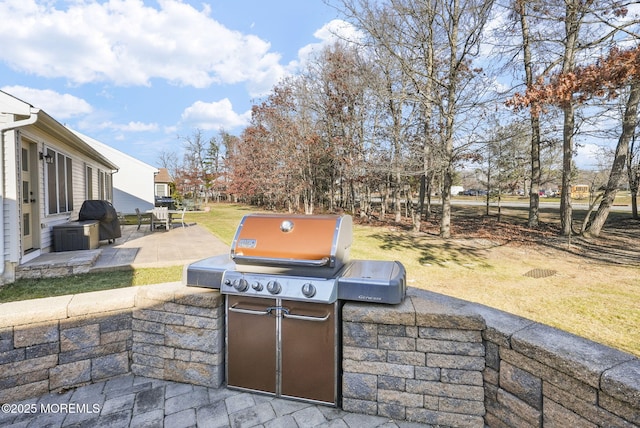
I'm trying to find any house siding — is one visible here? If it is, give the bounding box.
[4,127,20,264]
[14,128,115,256]
[71,130,156,215]
[1,118,18,274]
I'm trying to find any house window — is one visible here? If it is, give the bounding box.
[86,166,93,200]
[155,183,167,197]
[98,170,113,201]
[46,148,73,215]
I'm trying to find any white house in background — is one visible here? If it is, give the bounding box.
[0,90,118,284]
[154,168,173,201]
[70,130,158,214]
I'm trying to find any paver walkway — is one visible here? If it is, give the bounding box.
[0,374,429,428]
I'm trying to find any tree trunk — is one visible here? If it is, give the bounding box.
[559,0,581,236]
[529,115,541,227]
[517,0,541,227]
[440,167,453,238]
[560,104,575,236]
[584,80,640,236]
[424,171,433,220]
[628,134,639,219]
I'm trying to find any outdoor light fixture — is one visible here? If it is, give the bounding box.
[39,152,54,164]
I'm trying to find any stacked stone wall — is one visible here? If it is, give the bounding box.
[475,303,640,427]
[0,282,223,403]
[1,283,638,428]
[342,291,487,427]
[0,289,137,402]
[131,283,224,387]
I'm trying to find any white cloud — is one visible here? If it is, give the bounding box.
[97,120,159,132]
[297,19,364,67]
[0,0,286,91]
[1,85,93,119]
[180,98,251,130]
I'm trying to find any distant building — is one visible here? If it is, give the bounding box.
[154,168,174,205]
[71,130,158,214]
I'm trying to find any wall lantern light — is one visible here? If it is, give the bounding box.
[39,152,54,164]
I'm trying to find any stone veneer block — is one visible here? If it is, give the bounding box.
[410,290,485,331]
[0,295,72,327]
[511,323,635,389]
[136,281,184,303]
[92,351,130,381]
[342,298,415,326]
[466,302,534,348]
[164,359,223,387]
[136,281,222,309]
[68,287,137,317]
[601,359,640,408]
[499,361,542,410]
[496,388,541,426]
[174,285,224,309]
[60,324,100,352]
[49,360,91,390]
[13,322,59,348]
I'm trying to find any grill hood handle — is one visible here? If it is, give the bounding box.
[231,255,331,267]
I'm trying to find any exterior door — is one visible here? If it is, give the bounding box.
[21,142,38,253]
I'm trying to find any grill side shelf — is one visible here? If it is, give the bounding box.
[337,260,407,304]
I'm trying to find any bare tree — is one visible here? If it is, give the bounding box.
[585,80,640,236]
[177,129,220,204]
[157,150,179,178]
[337,0,496,238]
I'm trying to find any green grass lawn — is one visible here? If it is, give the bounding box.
[1,202,638,357]
[0,266,184,303]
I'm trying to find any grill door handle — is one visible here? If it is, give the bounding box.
[228,303,271,316]
[282,312,330,322]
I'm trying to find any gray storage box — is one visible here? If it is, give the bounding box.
[52,220,100,252]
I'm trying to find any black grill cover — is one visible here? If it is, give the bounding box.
[78,200,122,241]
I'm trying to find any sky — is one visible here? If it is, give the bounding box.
[0,0,348,167]
[1,1,636,173]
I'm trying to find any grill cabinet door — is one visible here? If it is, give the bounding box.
[227,296,277,394]
[281,301,337,404]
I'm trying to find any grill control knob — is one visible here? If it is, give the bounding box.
[266,281,281,295]
[252,281,263,291]
[301,283,316,298]
[233,278,249,292]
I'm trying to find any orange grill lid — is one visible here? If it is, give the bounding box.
[230,214,352,266]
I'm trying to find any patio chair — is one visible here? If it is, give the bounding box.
[177,207,187,227]
[151,207,171,231]
[135,208,152,230]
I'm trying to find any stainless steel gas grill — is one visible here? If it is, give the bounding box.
[184,213,406,406]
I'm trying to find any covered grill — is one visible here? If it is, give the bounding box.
[185,213,406,406]
[78,200,122,242]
